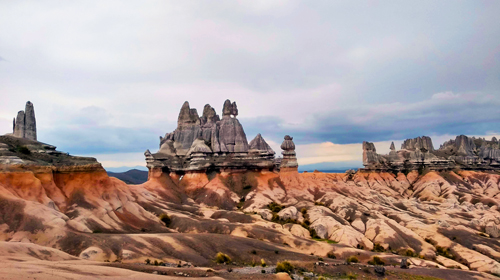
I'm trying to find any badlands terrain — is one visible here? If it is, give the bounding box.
[0,101,500,279]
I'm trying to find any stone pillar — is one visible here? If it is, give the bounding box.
[280,135,298,172]
[13,110,25,138]
[24,101,37,141]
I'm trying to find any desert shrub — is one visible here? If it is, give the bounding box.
[267,202,284,213]
[372,243,386,252]
[145,258,151,265]
[215,252,231,264]
[159,213,171,227]
[154,260,159,266]
[300,208,307,215]
[367,256,385,266]
[314,201,325,206]
[318,257,323,261]
[309,228,320,239]
[251,259,256,267]
[261,269,266,273]
[276,261,294,273]
[346,256,359,263]
[260,258,267,267]
[275,250,279,254]
[327,252,336,259]
[250,249,257,254]
[405,249,416,257]
[16,146,30,154]
[347,272,357,279]
[436,246,454,259]
[318,277,326,280]
[92,229,102,233]
[356,244,364,249]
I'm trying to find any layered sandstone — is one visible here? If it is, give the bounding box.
[363,135,500,171]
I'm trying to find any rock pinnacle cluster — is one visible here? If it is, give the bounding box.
[145,100,296,173]
[363,135,500,171]
[12,101,37,141]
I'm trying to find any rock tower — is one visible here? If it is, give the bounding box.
[146,100,276,173]
[280,135,298,171]
[12,101,37,141]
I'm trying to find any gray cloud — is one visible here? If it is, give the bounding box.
[0,1,499,159]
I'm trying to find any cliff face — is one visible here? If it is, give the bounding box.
[363,135,500,171]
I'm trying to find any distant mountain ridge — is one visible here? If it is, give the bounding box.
[107,169,148,184]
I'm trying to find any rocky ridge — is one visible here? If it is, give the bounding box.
[363,135,500,171]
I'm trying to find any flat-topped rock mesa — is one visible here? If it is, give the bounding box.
[145,99,280,173]
[11,101,37,141]
[363,135,500,171]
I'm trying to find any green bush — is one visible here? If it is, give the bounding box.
[367,256,384,265]
[145,258,151,265]
[276,261,294,273]
[405,249,416,257]
[300,208,307,215]
[267,202,284,213]
[16,146,30,155]
[436,246,454,259]
[327,252,336,259]
[372,243,386,252]
[159,213,171,227]
[215,252,232,264]
[346,256,359,263]
[260,258,267,267]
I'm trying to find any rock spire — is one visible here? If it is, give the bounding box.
[147,100,276,173]
[280,135,298,171]
[12,101,37,141]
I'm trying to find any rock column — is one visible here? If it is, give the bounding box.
[12,101,37,141]
[280,135,298,171]
[24,101,37,141]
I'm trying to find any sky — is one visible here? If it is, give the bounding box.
[0,1,499,171]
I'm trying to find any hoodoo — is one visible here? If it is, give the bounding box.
[12,101,37,141]
[145,100,279,174]
[362,135,500,171]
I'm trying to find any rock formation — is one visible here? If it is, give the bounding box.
[280,135,298,171]
[12,101,37,141]
[146,100,276,173]
[363,135,500,171]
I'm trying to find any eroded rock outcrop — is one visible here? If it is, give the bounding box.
[147,100,276,173]
[12,101,37,141]
[363,135,500,171]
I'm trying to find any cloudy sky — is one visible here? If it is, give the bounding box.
[1,1,499,170]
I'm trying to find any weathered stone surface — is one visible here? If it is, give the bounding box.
[280,135,298,171]
[13,111,25,138]
[24,101,36,141]
[277,206,301,221]
[401,136,434,151]
[284,223,310,239]
[249,134,274,154]
[485,222,499,238]
[222,99,232,116]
